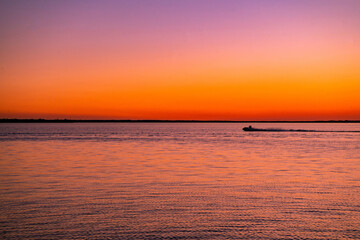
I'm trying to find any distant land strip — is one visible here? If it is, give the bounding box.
[1,119,359,123]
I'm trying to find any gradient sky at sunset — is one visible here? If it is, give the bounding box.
[1,0,359,120]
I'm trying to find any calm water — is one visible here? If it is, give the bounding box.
[0,123,359,239]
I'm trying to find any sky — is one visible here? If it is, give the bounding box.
[0,0,359,120]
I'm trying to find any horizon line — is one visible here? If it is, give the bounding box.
[1,119,359,123]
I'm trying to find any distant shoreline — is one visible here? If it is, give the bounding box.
[1,119,359,123]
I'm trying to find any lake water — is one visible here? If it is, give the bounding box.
[0,123,359,239]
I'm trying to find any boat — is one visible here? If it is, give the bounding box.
[243,126,283,132]
[242,126,275,131]
[242,126,261,131]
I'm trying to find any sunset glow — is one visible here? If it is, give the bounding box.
[1,0,359,120]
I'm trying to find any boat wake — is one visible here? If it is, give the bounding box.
[242,127,360,133]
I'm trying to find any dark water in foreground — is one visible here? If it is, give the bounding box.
[0,123,359,239]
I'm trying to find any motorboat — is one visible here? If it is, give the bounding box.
[242,126,261,131]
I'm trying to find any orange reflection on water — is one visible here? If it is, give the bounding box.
[0,123,359,238]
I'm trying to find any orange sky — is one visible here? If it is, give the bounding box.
[0,0,359,120]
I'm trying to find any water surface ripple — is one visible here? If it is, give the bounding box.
[0,123,359,239]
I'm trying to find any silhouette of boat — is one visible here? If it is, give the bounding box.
[242,126,278,131]
[243,126,262,131]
